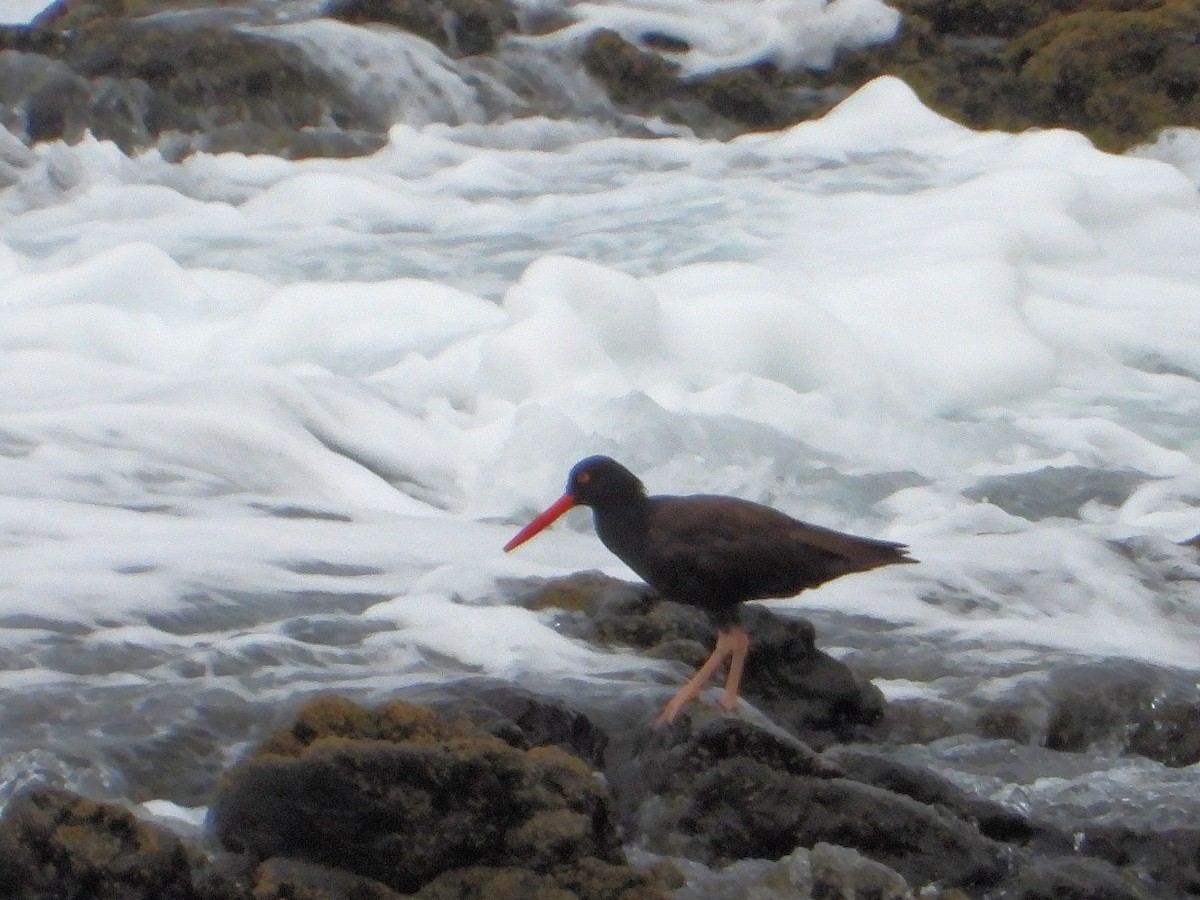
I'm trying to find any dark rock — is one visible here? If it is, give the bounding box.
[414,866,576,900]
[0,25,66,55]
[33,0,250,31]
[210,696,641,895]
[890,0,1153,40]
[574,0,1200,149]
[809,842,915,899]
[1126,698,1200,768]
[415,859,665,900]
[196,854,408,899]
[739,604,887,746]
[1077,826,1200,899]
[582,29,679,110]
[684,67,783,129]
[824,747,1038,844]
[0,785,194,900]
[324,0,519,57]
[964,659,1200,768]
[600,713,838,838]
[678,757,1011,892]
[1003,854,1157,900]
[162,122,388,161]
[6,0,1196,159]
[402,678,610,768]
[0,17,384,157]
[640,32,690,53]
[963,466,1147,521]
[523,572,885,748]
[580,30,824,135]
[1041,662,1200,766]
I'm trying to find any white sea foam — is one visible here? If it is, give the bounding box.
[1,78,1199,819]
[0,0,51,24]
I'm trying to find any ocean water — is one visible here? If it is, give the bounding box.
[1,0,1200,851]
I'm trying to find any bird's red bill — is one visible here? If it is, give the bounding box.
[503,493,577,552]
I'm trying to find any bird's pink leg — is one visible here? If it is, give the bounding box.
[716,625,749,711]
[657,626,745,724]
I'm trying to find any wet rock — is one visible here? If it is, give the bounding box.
[32,0,247,31]
[524,572,885,747]
[211,695,656,896]
[0,25,66,55]
[0,785,194,900]
[823,746,1038,845]
[600,712,839,841]
[586,700,1022,895]
[0,16,383,157]
[579,30,837,137]
[581,30,680,111]
[413,866,577,900]
[161,123,387,161]
[964,466,1147,521]
[576,0,1200,149]
[1126,697,1200,768]
[677,757,1011,891]
[415,858,665,900]
[1003,854,1157,900]
[739,604,887,746]
[196,853,408,899]
[893,0,1151,41]
[1076,826,1200,900]
[956,658,1200,770]
[979,660,1200,767]
[401,677,610,767]
[325,0,519,57]
[809,842,913,900]
[522,571,710,655]
[4,0,1196,159]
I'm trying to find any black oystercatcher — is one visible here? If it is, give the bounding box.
[504,456,916,723]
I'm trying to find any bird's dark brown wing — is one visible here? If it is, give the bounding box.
[639,494,913,604]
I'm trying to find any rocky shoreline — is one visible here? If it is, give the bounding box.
[1,572,1197,899]
[1,0,1198,164]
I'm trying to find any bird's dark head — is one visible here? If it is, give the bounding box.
[565,455,646,508]
[503,456,645,552]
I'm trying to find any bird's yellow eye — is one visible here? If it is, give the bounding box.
[576,471,591,485]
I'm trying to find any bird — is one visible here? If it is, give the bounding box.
[503,455,916,723]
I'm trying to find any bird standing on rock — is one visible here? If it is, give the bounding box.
[504,456,916,723]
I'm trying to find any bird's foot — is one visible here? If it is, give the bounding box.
[655,693,692,725]
[657,690,740,724]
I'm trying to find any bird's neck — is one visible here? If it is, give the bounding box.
[591,495,652,567]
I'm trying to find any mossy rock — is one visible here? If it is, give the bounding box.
[1008,4,1200,148]
[520,570,638,614]
[255,694,476,756]
[0,17,383,155]
[684,66,782,129]
[581,29,679,109]
[324,0,519,56]
[212,697,642,895]
[0,786,195,900]
[33,0,247,31]
[888,0,1164,39]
